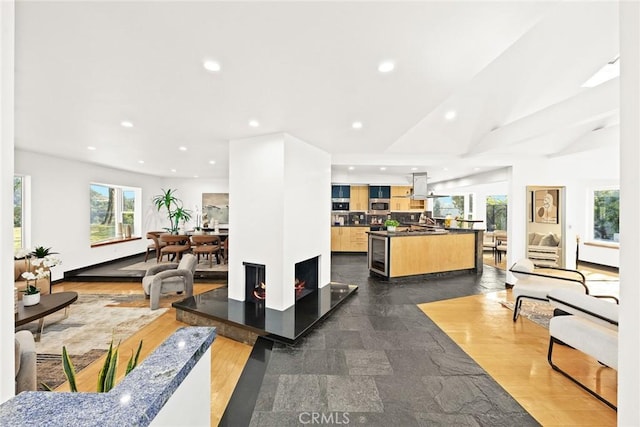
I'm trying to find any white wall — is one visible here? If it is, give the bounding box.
[229,133,331,311]
[0,0,15,402]
[14,150,163,280]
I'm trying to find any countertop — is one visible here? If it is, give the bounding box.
[368,230,450,237]
[0,326,216,426]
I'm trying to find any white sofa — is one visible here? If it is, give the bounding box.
[547,288,618,410]
[527,232,562,267]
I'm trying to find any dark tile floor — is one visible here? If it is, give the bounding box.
[237,253,538,427]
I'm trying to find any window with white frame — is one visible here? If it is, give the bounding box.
[13,175,25,250]
[591,188,619,243]
[90,183,141,244]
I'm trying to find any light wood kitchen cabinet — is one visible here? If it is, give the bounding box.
[331,226,370,252]
[391,186,412,211]
[350,185,369,211]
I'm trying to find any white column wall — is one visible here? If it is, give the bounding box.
[0,0,15,403]
[618,2,640,423]
[228,133,331,311]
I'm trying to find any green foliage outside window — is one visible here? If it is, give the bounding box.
[486,195,507,231]
[593,190,619,242]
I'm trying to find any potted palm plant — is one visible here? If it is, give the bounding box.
[153,189,191,234]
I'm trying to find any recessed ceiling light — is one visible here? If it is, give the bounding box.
[170,169,177,173]
[87,146,96,151]
[443,167,449,171]
[444,110,457,121]
[178,146,187,151]
[209,160,216,165]
[203,60,221,72]
[378,61,395,73]
[138,160,144,164]
[120,121,133,128]
[410,167,418,171]
[348,166,355,171]
[249,120,260,128]
[352,121,363,129]
[474,167,480,171]
[380,167,387,171]
[193,175,199,178]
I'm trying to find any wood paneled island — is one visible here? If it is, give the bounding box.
[368,229,484,279]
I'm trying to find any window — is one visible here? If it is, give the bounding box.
[90,183,141,245]
[591,189,619,243]
[433,195,465,218]
[486,195,507,231]
[14,176,24,250]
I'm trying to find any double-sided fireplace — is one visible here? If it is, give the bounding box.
[243,256,319,305]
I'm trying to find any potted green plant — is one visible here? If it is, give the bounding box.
[384,219,400,232]
[153,189,190,234]
[44,339,143,392]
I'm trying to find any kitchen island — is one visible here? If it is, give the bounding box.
[368,228,484,279]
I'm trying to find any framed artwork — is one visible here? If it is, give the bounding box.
[202,193,229,226]
[534,189,559,224]
[528,191,534,222]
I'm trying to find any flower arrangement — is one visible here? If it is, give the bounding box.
[15,246,62,295]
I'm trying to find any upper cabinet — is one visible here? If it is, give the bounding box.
[391,186,411,211]
[331,185,350,199]
[369,185,390,199]
[350,185,369,211]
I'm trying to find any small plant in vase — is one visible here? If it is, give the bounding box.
[384,219,400,232]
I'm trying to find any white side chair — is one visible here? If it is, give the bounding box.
[509,258,589,321]
[547,288,618,410]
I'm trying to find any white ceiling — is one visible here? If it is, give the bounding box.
[13,1,620,184]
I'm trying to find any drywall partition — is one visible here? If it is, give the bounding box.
[228,132,331,311]
[619,2,640,423]
[0,0,15,403]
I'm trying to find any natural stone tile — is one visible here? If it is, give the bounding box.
[265,349,303,374]
[323,330,365,349]
[344,350,393,376]
[302,349,348,375]
[326,375,384,413]
[368,315,409,331]
[272,375,327,412]
[414,412,481,427]
[253,374,279,411]
[337,315,374,331]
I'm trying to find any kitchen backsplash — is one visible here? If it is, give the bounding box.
[332,212,421,226]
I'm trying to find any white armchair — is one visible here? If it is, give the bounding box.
[509,258,588,321]
[15,330,37,393]
[142,254,197,310]
[547,288,618,410]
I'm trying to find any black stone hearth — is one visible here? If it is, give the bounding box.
[173,283,357,344]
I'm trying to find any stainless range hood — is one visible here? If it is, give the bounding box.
[394,172,449,199]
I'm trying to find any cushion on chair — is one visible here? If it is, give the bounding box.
[548,288,618,330]
[539,233,560,247]
[510,258,535,280]
[513,278,585,301]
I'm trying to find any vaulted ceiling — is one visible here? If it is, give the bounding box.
[14,1,619,183]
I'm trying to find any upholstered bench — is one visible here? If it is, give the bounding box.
[547,289,618,410]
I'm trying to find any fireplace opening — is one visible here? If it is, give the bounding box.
[294,256,319,301]
[243,262,266,303]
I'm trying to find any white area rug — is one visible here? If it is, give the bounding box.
[16,293,167,355]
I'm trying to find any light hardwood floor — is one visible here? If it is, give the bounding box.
[51,266,618,426]
[52,281,252,427]
[420,290,617,426]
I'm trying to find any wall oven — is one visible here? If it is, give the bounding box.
[332,201,350,211]
[369,199,390,215]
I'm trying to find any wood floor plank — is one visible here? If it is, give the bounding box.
[419,290,617,426]
[51,280,252,426]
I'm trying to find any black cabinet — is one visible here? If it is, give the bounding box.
[331,185,350,199]
[369,186,390,199]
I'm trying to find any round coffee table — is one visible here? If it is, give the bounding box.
[15,291,78,341]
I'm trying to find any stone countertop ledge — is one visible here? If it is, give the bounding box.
[0,326,216,427]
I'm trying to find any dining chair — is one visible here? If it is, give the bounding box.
[158,234,191,262]
[191,234,221,267]
[144,231,166,262]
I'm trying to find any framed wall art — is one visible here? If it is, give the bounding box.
[534,189,559,224]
